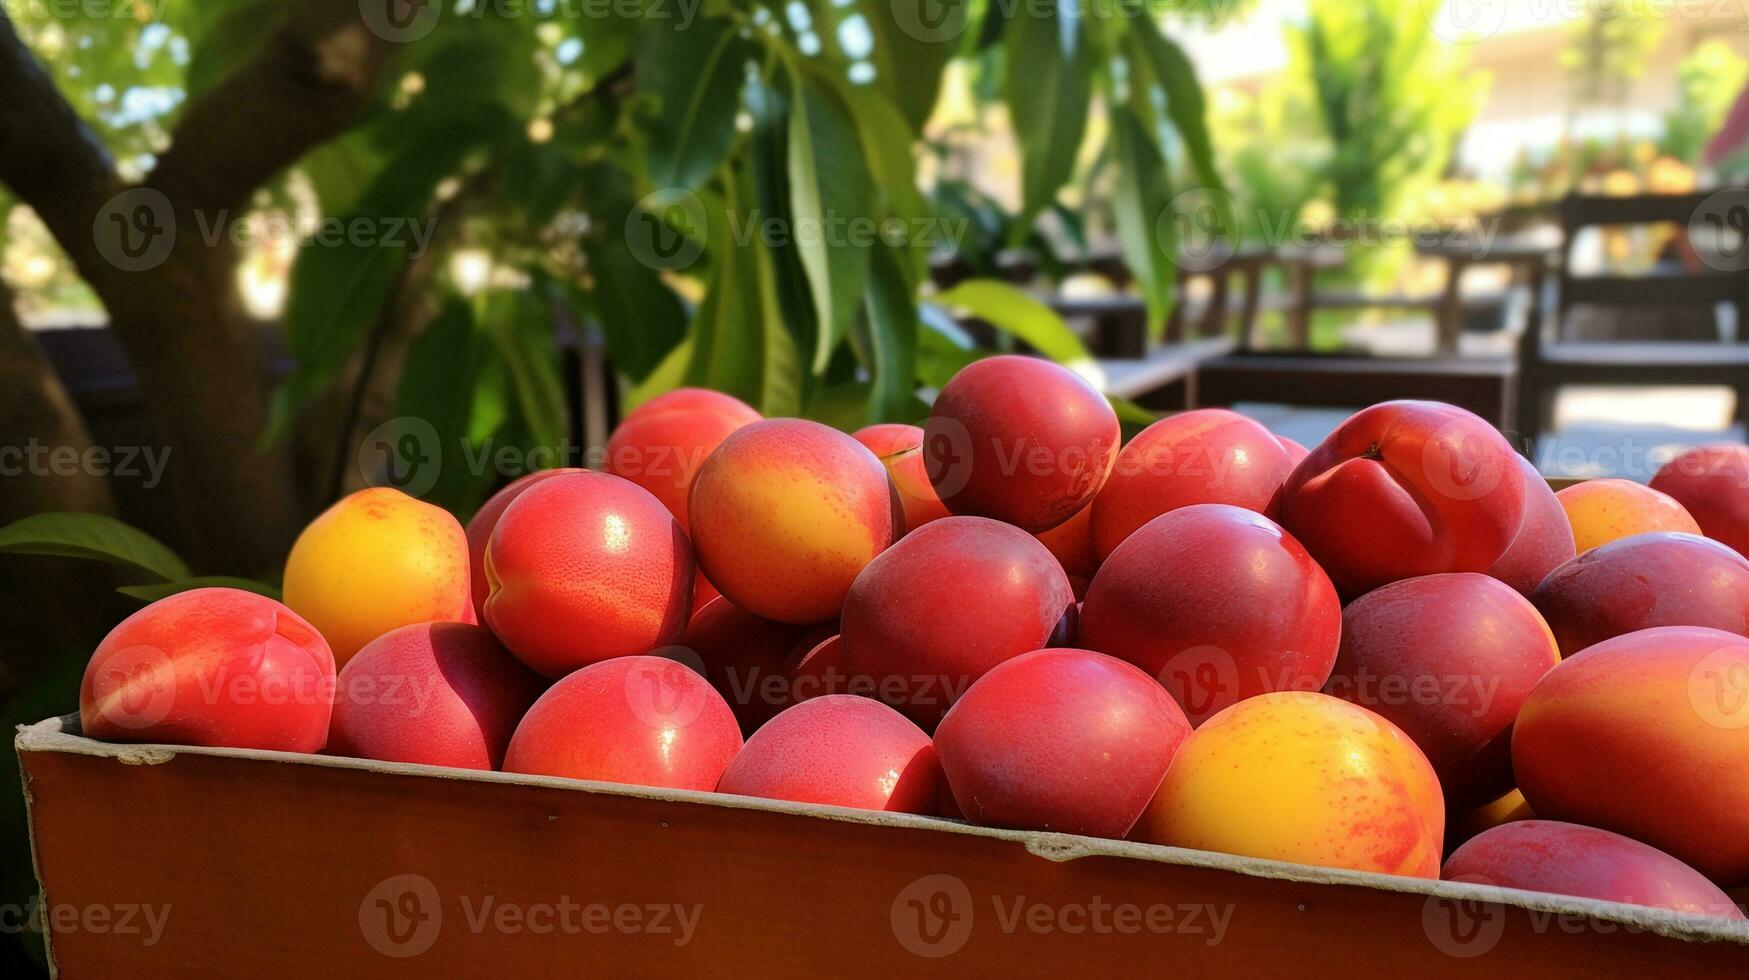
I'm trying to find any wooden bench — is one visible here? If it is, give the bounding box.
[1195,351,1520,429]
[1517,192,1749,443]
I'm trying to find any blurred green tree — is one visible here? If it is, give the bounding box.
[0,0,1221,574]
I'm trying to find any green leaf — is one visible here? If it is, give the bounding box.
[266,127,490,445]
[480,291,570,454]
[1110,105,1176,340]
[579,163,690,382]
[916,307,981,388]
[1005,1,1092,236]
[786,60,875,374]
[1108,394,1160,426]
[118,577,282,603]
[863,243,921,424]
[684,174,802,415]
[929,279,1094,369]
[637,17,750,190]
[391,301,498,514]
[1128,17,1222,192]
[184,0,281,102]
[861,0,967,130]
[625,338,694,415]
[0,513,189,583]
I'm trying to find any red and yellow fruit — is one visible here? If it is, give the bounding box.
[924,355,1119,532]
[716,695,938,812]
[463,469,584,620]
[284,487,474,665]
[1531,532,1749,656]
[1324,573,1559,809]
[1512,626,1749,884]
[604,387,760,533]
[1555,478,1701,554]
[328,622,546,770]
[841,516,1075,729]
[1444,820,1744,920]
[1484,456,1576,597]
[1650,444,1749,558]
[690,419,898,624]
[1081,504,1341,725]
[1134,692,1445,878]
[483,471,693,677]
[1090,408,1295,560]
[852,423,951,535]
[935,649,1191,838]
[80,588,334,752]
[503,655,742,791]
[1276,401,1526,596]
[680,595,832,735]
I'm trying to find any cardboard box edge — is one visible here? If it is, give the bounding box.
[16,715,1749,949]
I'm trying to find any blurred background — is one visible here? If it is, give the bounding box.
[3,0,1749,971]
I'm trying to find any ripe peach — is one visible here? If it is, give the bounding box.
[1513,626,1749,883]
[716,696,938,812]
[503,655,741,790]
[1080,504,1341,725]
[935,649,1192,839]
[80,588,334,752]
[1324,573,1560,809]
[463,469,585,620]
[1276,401,1526,596]
[1531,532,1749,656]
[1033,501,1097,598]
[1484,456,1575,597]
[1444,821,1745,920]
[1090,409,1295,559]
[283,487,474,665]
[679,595,832,735]
[1134,692,1445,878]
[328,623,545,770]
[853,423,951,534]
[605,388,760,534]
[483,472,693,677]
[1651,444,1749,558]
[690,419,898,624]
[1277,435,1310,467]
[841,516,1075,729]
[923,355,1119,532]
[1556,478,1701,554]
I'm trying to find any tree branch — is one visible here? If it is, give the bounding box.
[0,11,123,283]
[150,0,403,217]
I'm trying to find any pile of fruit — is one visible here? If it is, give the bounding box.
[77,356,1749,921]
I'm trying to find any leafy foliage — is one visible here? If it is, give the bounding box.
[7,0,1222,522]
